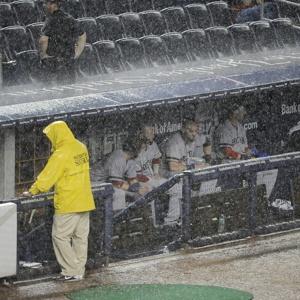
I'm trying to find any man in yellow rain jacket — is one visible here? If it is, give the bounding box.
[23,121,95,282]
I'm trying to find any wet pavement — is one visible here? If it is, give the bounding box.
[1,229,300,300]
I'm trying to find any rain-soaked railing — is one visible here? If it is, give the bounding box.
[5,153,300,280]
[6,183,113,280]
[105,152,300,260]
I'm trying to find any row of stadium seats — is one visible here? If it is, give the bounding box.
[0,0,222,23]
[0,0,234,29]
[2,18,300,85]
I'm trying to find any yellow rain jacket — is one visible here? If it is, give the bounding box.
[29,121,95,214]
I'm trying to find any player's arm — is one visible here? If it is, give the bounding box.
[39,35,49,59]
[74,32,86,59]
[152,144,162,176]
[168,158,187,172]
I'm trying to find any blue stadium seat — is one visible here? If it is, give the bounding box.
[205,26,236,57]
[249,20,277,50]
[0,32,17,86]
[161,6,189,32]
[206,1,233,27]
[182,28,211,59]
[228,23,258,53]
[184,3,211,29]
[11,0,40,25]
[132,0,154,12]
[116,37,147,69]
[120,12,145,38]
[60,0,85,18]
[96,14,124,41]
[139,10,167,35]
[16,49,40,83]
[93,40,124,72]
[0,3,17,28]
[81,0,106,17]
[271,18,297,48]
[140,35,170,65]
[106,0,131,14]
[76,43,99,76]
[26,22,43,50]
[161,32,189,62]
[153,0,175,11]
[77,17,99,44]
[1,25,33,57]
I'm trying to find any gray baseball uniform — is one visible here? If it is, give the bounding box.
[136,142,161,178]
[165,132,206,176]
[104,149,136,183]
[217,120,248,155]
[104,149,137,210]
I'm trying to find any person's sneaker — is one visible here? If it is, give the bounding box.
[55,275,83,282]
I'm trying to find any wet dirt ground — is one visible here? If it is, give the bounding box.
[1,229,300,300]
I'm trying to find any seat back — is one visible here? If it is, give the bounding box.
[106,0,131,15]
[139,10,167,35]
[182,28,211,59]
[161,6,189,32]
[77,17,99,44]
[161,32,189,62]
[0,3,16,28]
[120,12,145,38]
[81,0,106,17]
[153,0,176,11]
[93,40,123,72]
[11,0,40,25]
[205,26,236,57]
[26,21,43,50]
[76,43,99,76]
[249,20,277,50]
[116,37,146,69]
[16,49,40,83]
[271,18,296,47]
[60,0,85,18]
[185,3,211,29]
[1,25,33,57]
[207,1,232,27]
[228,23,258,53]
[140,35,170,65]
[96,14,124,41]
[132,0,154,12]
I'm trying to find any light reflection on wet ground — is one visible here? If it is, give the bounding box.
[1,230,300,300]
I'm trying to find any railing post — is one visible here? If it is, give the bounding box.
[103,186,113,266]
[247,172,258,234]
[182,171,192,243]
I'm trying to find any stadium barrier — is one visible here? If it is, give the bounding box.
[6,183,113,280]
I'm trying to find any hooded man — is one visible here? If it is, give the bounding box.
[23,121,95,282]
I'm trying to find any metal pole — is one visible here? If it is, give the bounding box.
[260,0,265,20]
[103,190,113,266]
[182,171,192,242]
[247,173,258,234]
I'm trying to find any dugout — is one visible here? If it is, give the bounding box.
[1,47,300,278]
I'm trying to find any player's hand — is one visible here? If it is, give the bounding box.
[22,191,32,197]
[138,185,150,195]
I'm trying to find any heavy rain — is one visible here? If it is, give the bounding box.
[0,0,300,299]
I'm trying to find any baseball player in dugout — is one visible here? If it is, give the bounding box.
[104,136,149,211]
[163,118,211,225]
[23,121,95,282]
[215,104,252,163]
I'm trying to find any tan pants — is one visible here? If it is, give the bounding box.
[52,212,90,277]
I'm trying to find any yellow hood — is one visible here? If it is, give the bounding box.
[43,121,75,151]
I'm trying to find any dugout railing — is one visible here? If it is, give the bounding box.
[6,183,113,280]
[104,152,300,260]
